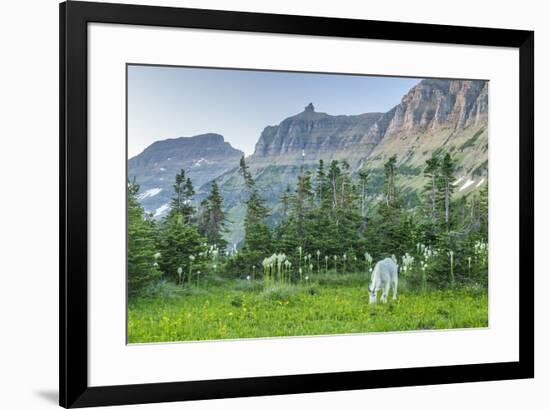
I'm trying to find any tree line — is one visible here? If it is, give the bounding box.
[128,151,488,297]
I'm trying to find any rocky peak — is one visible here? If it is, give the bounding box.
[131,133,242,167]
[252,105,383,159]
[384,79,488,136]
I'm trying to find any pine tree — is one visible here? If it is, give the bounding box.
[315,159,326,203]
[478,181,488,237]
[383,155,398,206]
[158,220,206,283]
[423,153,440,221]
[198,181,228,251]
[290,170,315,249]
[169,169,195,224]
[327,160,341,210]
[127,180,161,295]
[280,185,292,218]
[243,190,271,254]
[439,153,456,226]
[238,155,271,255]
[239,155,254,189]
[357,161,370,219]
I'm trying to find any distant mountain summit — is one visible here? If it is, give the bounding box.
[128,133,243,216]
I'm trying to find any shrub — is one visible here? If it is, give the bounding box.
[260,284,298,303]
[140,279,183,299]
[230,295,244,307]
[233,279,264,292]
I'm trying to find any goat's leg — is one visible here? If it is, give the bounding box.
[392,276,398,300]
[381,281,390,303]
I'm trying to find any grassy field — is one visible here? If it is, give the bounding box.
[127,277,488,343]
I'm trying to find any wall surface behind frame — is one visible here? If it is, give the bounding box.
[0,0,545,408]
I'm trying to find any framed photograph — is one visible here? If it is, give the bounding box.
[60,1,534,407]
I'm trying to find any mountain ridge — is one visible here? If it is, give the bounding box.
[129,78,489,246]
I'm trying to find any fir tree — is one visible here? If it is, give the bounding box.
[239,155,254,189]
[169,169,195,224]
[357,161,370,219]
[198,180,228,251]
[239,155,272,255]
[327,160,341,210]
[315,159,326,203]
[439,153,456,226]
[383,155,398,206]
[423,153,440,221]
[127,180,161,295]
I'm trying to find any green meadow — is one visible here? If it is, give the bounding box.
[127,277,488,343]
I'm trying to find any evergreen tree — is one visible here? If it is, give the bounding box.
[478,181,488,237]
[357,161,370,219]
[239,155,254,189]
[439,153,456,226]
[383,155,398,206]
[198,181,228,251]
[127,180,161,295]
[169,169,195,224]
[315,159,327,203]
[289,171,315,250]
[423,153,440,221]
[158,220,205,283]
[239,155,272,255]
[327,160,341,210]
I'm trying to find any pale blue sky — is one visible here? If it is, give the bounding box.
[127,65,420,158]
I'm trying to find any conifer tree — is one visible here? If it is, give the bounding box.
[439,153,456,226]
[159,170,206,282]
[383,155,398,206]
[357,161,370,219]
[127,180,161,295]
[238,155,271,255]
[315,159,326,203]
[169,169,195,224]
[423,153,440,221]
[198,180,227,251]
[327,160,341,210]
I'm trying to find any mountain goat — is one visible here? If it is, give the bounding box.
[369,257,399,304]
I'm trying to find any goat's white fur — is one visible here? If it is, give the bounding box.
[369,257,399,303]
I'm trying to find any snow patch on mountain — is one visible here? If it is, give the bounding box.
[137,188,162,200]
[459,179,475,191]
[154,203,170,218]
[452,176,464,186]
[194,158,209,167]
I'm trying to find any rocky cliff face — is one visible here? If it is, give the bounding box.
[128,133,243,217]
[383,79,488,136]
[368,79,488,177]
[250,79,487,165]
[252,103,384,163]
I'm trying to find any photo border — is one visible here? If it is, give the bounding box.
[60,1,534,407]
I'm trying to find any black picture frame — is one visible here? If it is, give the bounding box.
[60,1,534,407]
